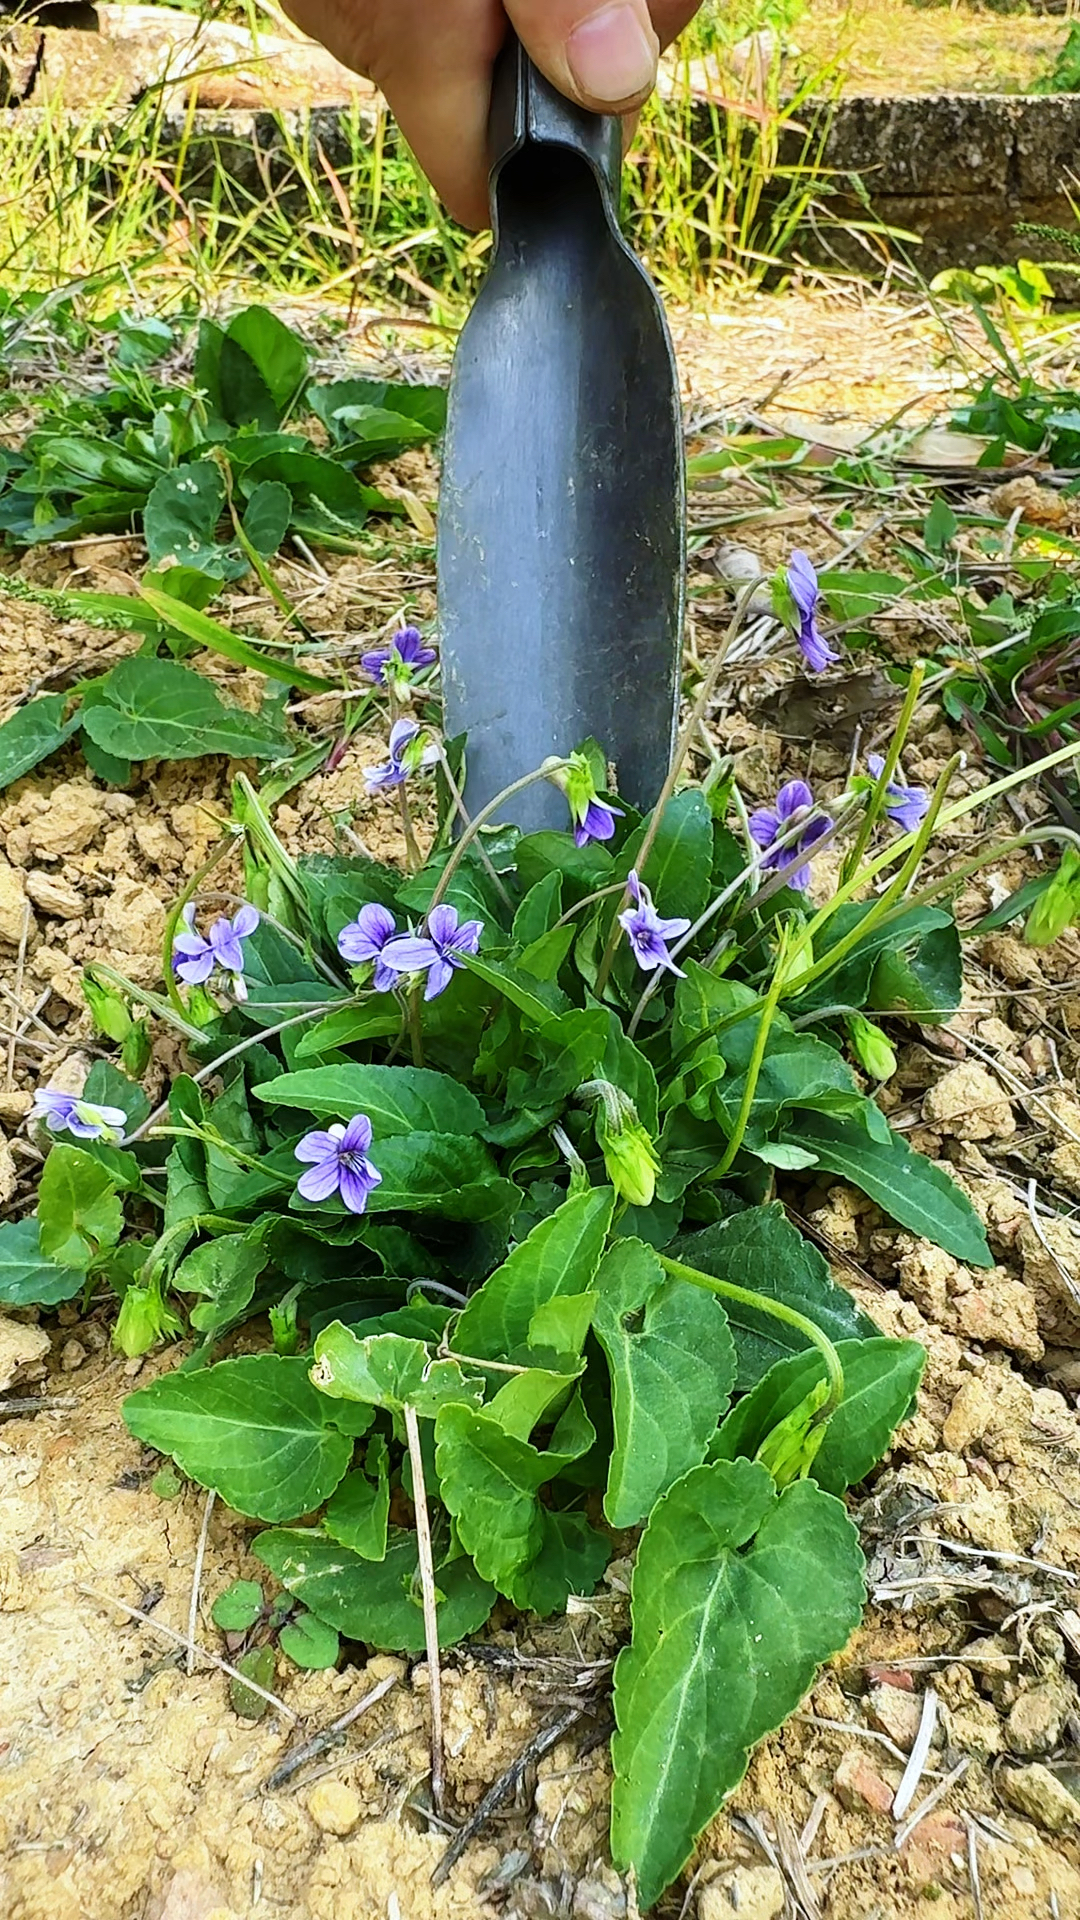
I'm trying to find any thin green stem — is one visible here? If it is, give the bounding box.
[713,924,790,1178]
[840,660,926,886]
[89,965,208,1045]
[433,745,514,912]
[428,763,571,912]
[124,1002,352,1145]
[658,1254,845,1419]
[408,984,425,1068]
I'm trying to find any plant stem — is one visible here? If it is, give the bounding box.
[427,764,571,912]
[124,1002,353,1145]
[658,1254,846,1419]
[90,965,209,1045]
[433,745,514,912]
[403,1402,445,1812]
[398,781,423,874]
[713,925,790,1178]
[407,984,425,1068]
[840,660,926,886]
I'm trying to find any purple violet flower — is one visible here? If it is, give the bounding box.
[295,1114,382,1213]
[381,903,483,1001]
[172,902,259,1001]
[338,904,400,992]
[618,869,692,976]
[361,626,437,687]
[364,718,439,793]
[867,753,929,835]
[574,797,624,849]
[748,779,833,892]
[787,552,839,674]
[30,1088,128,1141]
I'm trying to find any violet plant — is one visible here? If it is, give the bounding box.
[8,599,1080,1911]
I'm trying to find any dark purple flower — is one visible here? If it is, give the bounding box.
[30,1087,128,1141]
[618,869,692,976]
[338,904,400,992]
[749,779,833,892]
[364,718,438,793]
[574,797,623,848]
[172,902,259,1000]
[361,625,437,687]
[787,551,839,674]
[381,902,483,1000]
[295,1113,382,1213]
[867,753,929,835]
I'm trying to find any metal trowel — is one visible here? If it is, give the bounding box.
[437,35,685,835]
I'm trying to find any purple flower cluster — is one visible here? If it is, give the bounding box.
[867,753,928,834]
[172,903,259,1001]
[30,1088,127,1142]
[338,902,482,1001]
[295,1114,381,1214]
[618,869,691,977]
[749,779,832,892]
[361,626,436,690]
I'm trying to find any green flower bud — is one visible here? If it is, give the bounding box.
[114,1283,182,1358]
[846,1012,897,1082]
[122,1019,151,1077]
[1024,848,1080,948]
[770,567,798,634]
[82,974,132,1045]
[599,1116,661,1209]
[755,1377,831,1489]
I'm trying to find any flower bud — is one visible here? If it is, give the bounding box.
[1024,848,1080,948]
[82,974,132,1046]
[755,1377,830,1489]
[599,1116,662,1209]
[114,1283,182,1358]
[846,1012,897,1082]
[769,567,798,633]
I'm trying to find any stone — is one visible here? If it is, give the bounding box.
[1020,1215,1080,1346]
[0,1089,31,1125]
[1005,1679,1075,1758]
[0,1136,15,1208]
[866,1683,923,1748]
[698,1865,785,1920]
[307,1779,361,1836]
[923,1063,1015,1141]
[27,782,104,860]
[833,1748,896,1815]
[0,1317,50,1392]
[942,1377,995,1454]
[24,868,85,918]
[60,1337,88,1372]
[1000,1763,1080,1832]
[947,1699,1004,1758]
[0,857,33,946]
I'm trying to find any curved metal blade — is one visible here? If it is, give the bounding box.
[437,40,685,835]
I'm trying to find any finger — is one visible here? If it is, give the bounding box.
[277,0,504,229]
[505,0,660,113]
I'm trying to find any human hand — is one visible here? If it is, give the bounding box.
[277,0,704,228]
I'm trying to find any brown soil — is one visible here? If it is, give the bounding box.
[4,289,1080,1918]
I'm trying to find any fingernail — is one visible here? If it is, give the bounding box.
[567,3,657,105]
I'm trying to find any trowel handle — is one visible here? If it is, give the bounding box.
[489,32,624,221]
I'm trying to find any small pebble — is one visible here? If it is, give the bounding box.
[307,1779,361,1836]
[60,1337,87,1372]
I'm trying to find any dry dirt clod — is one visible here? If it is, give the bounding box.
[24,868,85,918]
[0,1136,16,1208]
[0,1316,51,1392]
[26,780,105,860]
[1004,1678,1076,1758]
[832,1748,897,1815]
[923,1062,1016,1141]
[0,856,33,945]
[698,1864,785,1920]
[942,1376,996,1454]
[866,1682,924,1748]
[307,1779,362,1836]
[1000,1764,1080,1832]
[59,1336,88,1373]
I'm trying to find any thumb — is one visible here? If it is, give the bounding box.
[505,0,660,113]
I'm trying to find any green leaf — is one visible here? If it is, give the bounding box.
[485,1362,583,1442]
[462,952,570,1023]
[255,1062,485,1137]
[123,1354,357,1521]
[454,1188,615,1361]
[293,1003,403,1057]
[279,1611,340,1670]
[253,1528,495,1652]
[211,1577,264,1632]
[528,1292,596,1355]
[230,1644,277,1720]
[353,1133,513,1222]
[82,658,291,762]
[593,1239,737,1528]
[0,693,80,792]
[785,1112,993,1266]
[869,922,962,1025]
[82,1059,150,1134]
[505,1509,610,1616]
[138,587,334,694]
[324,1447,390,1561]
[672,1205,879,1391]
[622,789,714,923]
[144,461,236,578]
[176,1230,270,1336]
[710,1338,925,1495]
[311,1324,485,1417]
[223,307,309,424]
[38,1145,121,1266]
[512,871,564,946]
[611,1460,865,1906]
[435,1396,597,1594]
[242,479,292,556]
[0,1216,85,1305]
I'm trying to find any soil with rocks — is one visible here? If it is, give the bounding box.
[4,290,1080,1920]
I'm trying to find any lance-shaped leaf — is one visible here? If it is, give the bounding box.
[611,1459,865,1906]
[593,1239,737,1528]
[311,1324,484,1419]
[454,1187,615,1361]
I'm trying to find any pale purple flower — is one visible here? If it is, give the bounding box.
[381,902,483,1000]
[172,902,259,1001]
[338,904,399,992]
[364,718,439,793]
[30,1088,128,1141]
[618,869,691,976]
[361,626,436,686]
[787,552,839,674]
[573,797,623,848]
[867,753,929,835]
[749,779,833,892]
[295,1113,381,1213]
